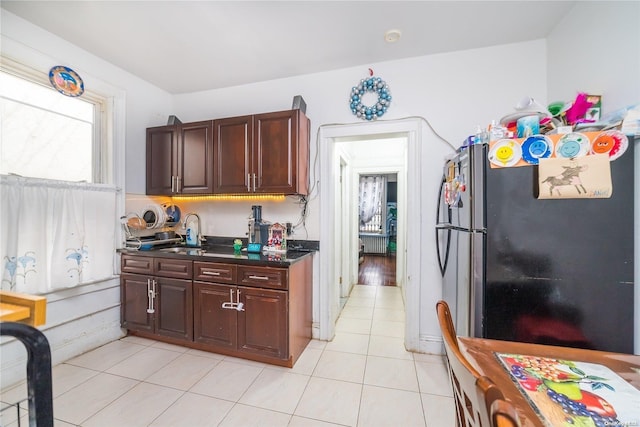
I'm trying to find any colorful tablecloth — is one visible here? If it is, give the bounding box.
[496,353,640,427]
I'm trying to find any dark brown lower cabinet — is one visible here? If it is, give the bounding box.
[121,273,154,333]
[194,283,287,359]
[155,277,193,341]
[121,273,193,341]
[121,253,312,367]
[237,286,287,359]
[193,282,237,349]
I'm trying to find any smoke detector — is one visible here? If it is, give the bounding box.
[384,29,402,43]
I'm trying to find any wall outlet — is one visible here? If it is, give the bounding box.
[286,222,292,236]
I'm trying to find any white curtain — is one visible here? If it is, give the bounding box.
[359,175,386,226]
[1,175,117,294]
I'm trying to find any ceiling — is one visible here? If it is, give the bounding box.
[2,1,576,94]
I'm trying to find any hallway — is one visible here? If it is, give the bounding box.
[358,255,397,287]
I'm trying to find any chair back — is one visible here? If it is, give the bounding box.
[436,300,520,427]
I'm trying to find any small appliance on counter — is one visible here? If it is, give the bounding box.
[247,205,269,247]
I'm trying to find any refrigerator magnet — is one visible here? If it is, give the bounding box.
[555,132,590,158]
[488,139,522,167]
[592,130,628,161]
[521,135,554,165]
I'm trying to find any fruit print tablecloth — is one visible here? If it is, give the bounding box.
[497,353,640,427]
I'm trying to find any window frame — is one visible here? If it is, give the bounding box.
[0,57,110,184]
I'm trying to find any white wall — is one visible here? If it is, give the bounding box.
[547,1,640,353]
[0,10,173,388]
[547,2,640,115]
[167,40,548,347]
[167,39,548,242]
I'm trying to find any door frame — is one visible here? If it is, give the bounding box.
[318,118,423,351]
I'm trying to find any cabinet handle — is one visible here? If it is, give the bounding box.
[247,174,251,192]
[248,275,269,281]
[146,279,156,314]
[202,271,221,276]
[176,176,181,192]
[252,173,256,192]
[171,176,175,193]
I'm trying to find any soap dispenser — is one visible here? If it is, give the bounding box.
[184,213,201,247]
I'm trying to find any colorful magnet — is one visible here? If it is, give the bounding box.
[555,133,590,159]
[521,135,554,165]
[593,130,628,161]
[488,139,522,167]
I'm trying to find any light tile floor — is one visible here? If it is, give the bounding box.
[0,285,455,427]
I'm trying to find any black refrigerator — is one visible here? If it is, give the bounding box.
[435,139,635,354]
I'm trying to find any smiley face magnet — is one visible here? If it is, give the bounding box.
[521,135,554,165]
[555,133,590,159]
[592,130,628,160]
[488,139,523,167]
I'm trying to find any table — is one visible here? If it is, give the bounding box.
[0,290,46,326]
[457,337,640,427]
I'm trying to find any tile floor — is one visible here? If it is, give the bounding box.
[0,285,455,427]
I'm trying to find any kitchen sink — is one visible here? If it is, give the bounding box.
[156,246,203,255]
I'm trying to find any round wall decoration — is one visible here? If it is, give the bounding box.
[349,69,392,121]
[49,65,84,97]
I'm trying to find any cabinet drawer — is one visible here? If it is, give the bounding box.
[121,254,153,274]
[154,258,193,279]
[237,266,288,290]
[194,262,236,284]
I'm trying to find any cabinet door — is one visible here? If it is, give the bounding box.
[146,125,177,195]
[121,273,154,332]
[177,121,214,194]
[237,287,288,359]
[193,282,237,349]
[155,277,193,341]
[213,115,253,193]
[254,110,307,194]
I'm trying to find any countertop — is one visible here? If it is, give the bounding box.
[118,238,317,267]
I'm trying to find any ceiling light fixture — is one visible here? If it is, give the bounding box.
[384,29,401,43]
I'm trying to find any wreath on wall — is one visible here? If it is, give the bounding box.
[349,69,392,121]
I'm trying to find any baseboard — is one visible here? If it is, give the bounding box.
[418,333,445,355]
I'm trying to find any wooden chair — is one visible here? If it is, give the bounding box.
[436,300,520,427]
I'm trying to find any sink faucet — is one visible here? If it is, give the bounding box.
[183,213,205,247]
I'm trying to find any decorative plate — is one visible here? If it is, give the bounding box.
[555,132,590,158]
[521,135,554,165]
[592,130,628,161]
[48,65,84,97]
[488,139,522,167]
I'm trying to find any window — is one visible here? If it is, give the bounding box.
[0,66,106,183]
[1,60,118,294]
[359,175,387,233]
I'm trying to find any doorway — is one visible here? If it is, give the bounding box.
[358,173,398,287]
[319,118,423,350]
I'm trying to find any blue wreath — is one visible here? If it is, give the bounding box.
[349,76,392,121]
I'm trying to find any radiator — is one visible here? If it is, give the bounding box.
[360,234,388,254]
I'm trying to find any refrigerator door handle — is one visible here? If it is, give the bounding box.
[436,178,453,277]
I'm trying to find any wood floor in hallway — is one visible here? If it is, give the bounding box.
[358,254,396,286]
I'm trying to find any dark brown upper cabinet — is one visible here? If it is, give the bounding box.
[213,110,309,195]
[146,120,214,195]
